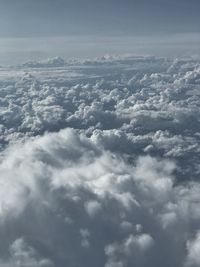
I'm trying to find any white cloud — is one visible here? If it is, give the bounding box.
[105,233,154,267]
[0,127,198,266]
[186,232,200,267]
[0,56,200,266]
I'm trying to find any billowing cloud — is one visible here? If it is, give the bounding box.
[0,127,198,266]
[0,56,200,266]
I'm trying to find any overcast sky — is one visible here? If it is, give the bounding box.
[0,0,200,37]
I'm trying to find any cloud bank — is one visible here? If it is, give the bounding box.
[0,56,200,180]
[0,56,200,266]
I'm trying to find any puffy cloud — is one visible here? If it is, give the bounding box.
[0,127,198,266]
[9,238,54,267]
[186,232,200,267]
[0,56,200,266]
[105,233,154,267]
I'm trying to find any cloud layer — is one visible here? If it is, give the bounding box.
[0,56,200,266]
[0,56,200,180]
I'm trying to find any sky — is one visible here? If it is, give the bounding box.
[0,0,199,64]
[1,2,200,266]
[0,0,200,37]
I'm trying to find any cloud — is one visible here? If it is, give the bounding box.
[9,238,54,267]
[22,57,66,68]
[186,232,200,267]
[0,56,200,266]
[0,127,199,266]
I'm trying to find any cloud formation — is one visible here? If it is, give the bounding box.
[0,56,200,179]
[0,56,200,266]
[0,128,199,266]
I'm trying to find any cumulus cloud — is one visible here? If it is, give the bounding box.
[105,233,154,267]
[0,56,200,266]
[0,127,198,266]
[0,56,199,180]
[9,238,54,267]
[186,232,200,267]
